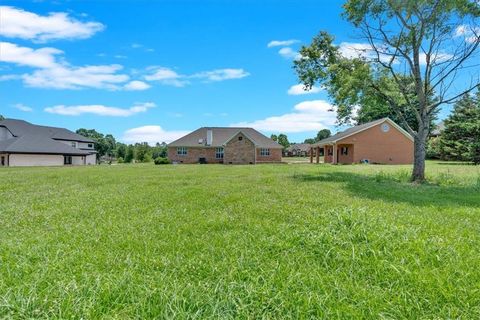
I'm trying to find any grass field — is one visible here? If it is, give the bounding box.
[1,161,480,318]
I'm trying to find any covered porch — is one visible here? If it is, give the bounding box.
[309,143,354,164]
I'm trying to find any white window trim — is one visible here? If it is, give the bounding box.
[215,147,224,159]
[260,148,270,156]
[177,147,187,156]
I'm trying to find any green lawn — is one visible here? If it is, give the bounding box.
[1,162,479,318]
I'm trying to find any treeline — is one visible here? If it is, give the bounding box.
[75,129,167,163]
[270,129,332,148]
[428,91,480,164]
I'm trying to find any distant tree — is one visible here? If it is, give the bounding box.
[134,142,152,163]
[304,138,316,144]
[440,92,480,164]
[76,128,117,160]
[125,145,135,163]
[270,134,278,142]
[0,115,4,121]
[316,129,331,142]
[152,142,167,159]
[277,134,290,149]
[115,143,127,159]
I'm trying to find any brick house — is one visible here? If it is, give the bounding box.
[310,118,413,164]
[168,127,283,164]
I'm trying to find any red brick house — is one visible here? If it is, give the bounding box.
[310,118,414,164]
[168,127,283,164]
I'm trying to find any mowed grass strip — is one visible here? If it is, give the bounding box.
[0,162,479,318]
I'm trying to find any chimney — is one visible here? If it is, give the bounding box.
[206,129,213,146]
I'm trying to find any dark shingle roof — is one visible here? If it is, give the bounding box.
[314,118,409,146]
[286,143,312,152]
[0,119,94,155]
[168,127,282,148]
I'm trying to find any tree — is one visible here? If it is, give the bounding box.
[295,1,480,182]
[134,142,152,162]
[115,143,127,159]
[76,128,117,160]
[316,129,331,142]
[277,134,290,148]
[440,92,480,163]
[125,145,135,163]
[304,138,316,144]
[270,134,278,142]
[0,115,4,121]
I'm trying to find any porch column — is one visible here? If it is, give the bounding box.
[316,146,320,164]
[309,147,313,163]
[332,144,337,164]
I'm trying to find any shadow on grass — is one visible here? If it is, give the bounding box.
[293,172,480,208]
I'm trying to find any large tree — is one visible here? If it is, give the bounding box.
[76,128,117,160]
[316,129,332,141]
[440,91,480,163]
[277,134,290,149]
[295,0,480,182]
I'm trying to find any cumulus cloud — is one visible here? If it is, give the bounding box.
[122,125,190,144]
[145,67,250,86]
[13,103,33,112]
[144,67,188,87]
[123,80,151,91]
[267,39,300,48]
[230,100,337,133]
[192,68,250,81]
[1,42,130,90]
[287,84,322,95]
[0,6,104,42]
[278,47,301,60]
[454,25,479,44]
[44,102,156,117]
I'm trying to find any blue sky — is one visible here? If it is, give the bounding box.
[0,0,457,144]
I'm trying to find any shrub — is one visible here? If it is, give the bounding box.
[117,157,124,164]
[154,157,170,165]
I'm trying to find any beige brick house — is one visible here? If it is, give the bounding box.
[168,127,282,164]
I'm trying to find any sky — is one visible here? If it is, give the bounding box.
[0,0,460,144]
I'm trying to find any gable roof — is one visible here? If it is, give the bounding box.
[286,143,312,152]
[0,119,94,155]
[0,119,94,142]
[314,118,413,146]
[168,127,282,148]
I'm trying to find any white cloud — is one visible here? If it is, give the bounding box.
[144,67,188,87]
[230,100,337,133]
[145,67,250,86]
[0,41,61,68]
[24,64,129,90]
[287,84,322,95]
[267,39,300,48]
[124,80,151,91]
[192,68,250,81]
[44,102,156,117]
[1,42,130,90]
[0,6,104,42]
[122,125,189,144]
[13,103,33,112]
[278,47,301,60]
[339,42,376,60]
[454,25,479,44]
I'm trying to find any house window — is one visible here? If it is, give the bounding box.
[1,156,5,166]
[215,147,224,159]
[327,148,333,156]
[177,147,187,156]
[88,143,93,148]
[64,156,72,165]
[71,141,77,148]
[260,148,270,156]
[238,136,243,141]
[341,147,349,155]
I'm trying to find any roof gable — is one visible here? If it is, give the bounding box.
[168,127,282,148]
[314,118,413,145]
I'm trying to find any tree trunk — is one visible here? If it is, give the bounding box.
[412,129,428,182]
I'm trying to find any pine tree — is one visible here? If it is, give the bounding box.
[440,92,480,164]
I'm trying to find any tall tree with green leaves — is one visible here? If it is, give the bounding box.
[277,134,290,149]
[440,91,480,163]
[316,129,331,142]
[295,0,480,182]
[270,134,278,142]
[124,145,135,163]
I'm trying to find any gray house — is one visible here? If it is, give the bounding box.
[0,119,96,167]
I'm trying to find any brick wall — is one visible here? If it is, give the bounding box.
[338,121,413,164]
[224,132,256,164]
[255,148,282,163]
[167,147,224,164]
